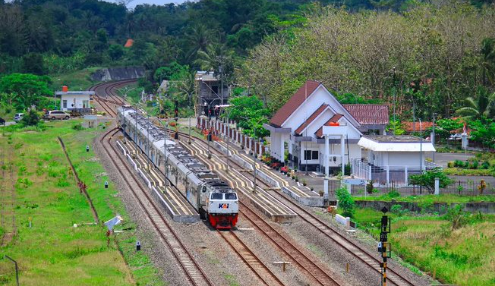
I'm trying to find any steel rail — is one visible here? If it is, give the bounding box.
[100,128,213,286]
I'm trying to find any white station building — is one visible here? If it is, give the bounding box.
[56,91,95,112]
[264,80,435,190]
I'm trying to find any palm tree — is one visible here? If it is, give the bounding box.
[481,37,495,86]
[195,43,234,105]
[456,87,495,120]
[185,25,213,61]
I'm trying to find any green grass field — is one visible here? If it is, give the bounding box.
[50,67,102,91]
[0,120,163,285]
[351,208,495,285]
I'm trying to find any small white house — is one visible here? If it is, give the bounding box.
[56,91,95,112]
[353,135,436,186]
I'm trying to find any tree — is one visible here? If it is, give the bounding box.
[335,187,355,218]
[22,53,46,75]
[469,120,495,149]
[185,24,213,60]
[20,109,40,127]
[435,118,463,140]
[0,73,52,110]
[386,119,405,135]
[409,168,453,193]
[225,95,270,139]
[455,87,495,120]
[108,44,124,61]
[481,37,495,86]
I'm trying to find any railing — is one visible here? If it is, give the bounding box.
[351,159,438,187]
[197,117,268,158]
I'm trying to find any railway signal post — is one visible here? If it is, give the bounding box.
[378,207,391,286]
[174,100,179,140]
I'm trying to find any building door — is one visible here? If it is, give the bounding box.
[62,100,67,109]
[82,100,89,108]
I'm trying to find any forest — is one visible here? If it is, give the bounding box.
[1,0,495,146]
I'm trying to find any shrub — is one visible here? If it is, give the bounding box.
[72,123,84,130]
[481,162,490,169]
[409,168,453,193]
[470,160,479,169]
[387,189,401,198]
[447,161,455,168]
[444,204,467,230]
[390,204,409,216]
[336,187,355,218]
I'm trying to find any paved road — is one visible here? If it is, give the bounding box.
[0,121,16,127]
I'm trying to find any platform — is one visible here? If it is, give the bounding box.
[180,140,296,223]
[214,140,324,207]
[116,140,199,223]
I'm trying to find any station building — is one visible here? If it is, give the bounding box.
[56,88,95,114]
[264,80,437,188]
[264,80,389,173]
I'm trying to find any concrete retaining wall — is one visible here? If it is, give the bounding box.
[91,66,145,82]
[355,200,495,214]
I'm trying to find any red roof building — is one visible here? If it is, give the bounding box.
[264,80,389,177]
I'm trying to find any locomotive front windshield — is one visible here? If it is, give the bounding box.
[210,193,223,200]
[225,193,237,200]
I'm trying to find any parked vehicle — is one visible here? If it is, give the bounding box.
[44,110,70,120]
[14,113,24,122]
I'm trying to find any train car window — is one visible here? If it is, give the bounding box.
[225,193,237,200]
[210,193,223,200]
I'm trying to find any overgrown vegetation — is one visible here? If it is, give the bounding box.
[335,187,355,218]
[0,121,163,285]
[351,208,495,286]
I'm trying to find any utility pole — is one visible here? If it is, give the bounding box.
[419,118,423,194]
[174,100,179,140]
[252,126,258,193]
[378,207,391,286]
[393,67,397,135]
[432,113,437,162]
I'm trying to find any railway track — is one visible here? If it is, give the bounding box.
[177,133,341,286]
[218,230,286,286]
[177,130,416,286]
[89,79,135,117]
[100,128,213,286]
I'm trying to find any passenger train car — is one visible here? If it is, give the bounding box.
[117,106,238,229]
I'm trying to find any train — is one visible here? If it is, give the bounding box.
[117,106,239,229]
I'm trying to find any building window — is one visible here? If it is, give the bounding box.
[63,100,67,109]
[312,151,318,160]
[304,150,319,160]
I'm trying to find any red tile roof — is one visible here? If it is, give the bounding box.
[294,104,328,135]
[402,121,433,132]
[343,104,389,125]
[315,114,343,137]
[269,80,321,128]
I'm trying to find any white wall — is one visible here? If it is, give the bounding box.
[282,86,359,130]
[61,95,91,111]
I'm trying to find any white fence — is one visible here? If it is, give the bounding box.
[351,159,437,187]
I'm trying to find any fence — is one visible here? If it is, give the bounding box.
[351,159,438,187]
[197,117,268,158]
[326,178,495,197]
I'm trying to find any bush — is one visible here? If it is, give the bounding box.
[72,123,84,130]
[409,168,453,193]
[20,109,40,127]
[447,161,455,168]
[470,160,479,169]
[444,204,467,230]
[387,189,401,198]
[336,187,355,218]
